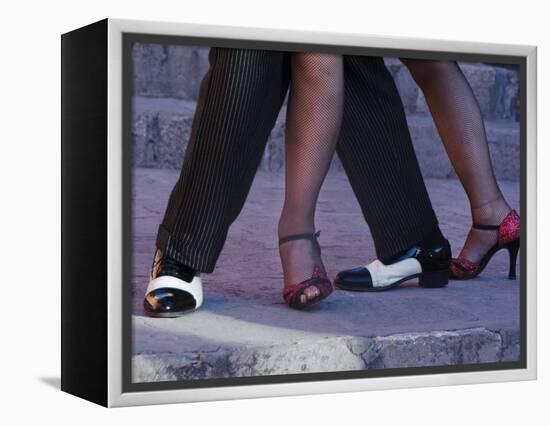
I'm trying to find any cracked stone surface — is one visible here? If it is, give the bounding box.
[132,97,520,181]
[132,45,520,120]
[130,45,520,180]
[131,169,521,383]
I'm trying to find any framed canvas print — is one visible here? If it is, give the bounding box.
[61,18,537,407]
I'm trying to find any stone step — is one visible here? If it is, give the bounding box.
[132,96,520,181]
[133,322,519,382]
[132,43,520,120]
[133,44,210,101]
[385,58,520,121]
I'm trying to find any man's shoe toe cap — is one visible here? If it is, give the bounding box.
[144,288,197,316]
[335,267,373,289]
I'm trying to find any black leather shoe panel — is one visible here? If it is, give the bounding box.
[335,239,451,292]
[154,255,195,282]
[414,239,451,272]
[334,266,374,290]
[144,288,197,317]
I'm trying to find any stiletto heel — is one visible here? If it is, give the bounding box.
[450,210,520,280]
[279,231,333,310]
[506,239,520,280]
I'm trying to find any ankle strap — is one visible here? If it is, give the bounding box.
[472,223,500,230]
[279,230,320,246]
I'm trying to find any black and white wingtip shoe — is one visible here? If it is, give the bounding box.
[334,240,451,292]
[143,250,203,318]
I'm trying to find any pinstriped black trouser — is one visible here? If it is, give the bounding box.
[156,48,439,273]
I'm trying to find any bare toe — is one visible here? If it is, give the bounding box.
[304,286,320,301]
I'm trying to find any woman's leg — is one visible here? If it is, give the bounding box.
[402,59,512,262]
[279,53,344,304]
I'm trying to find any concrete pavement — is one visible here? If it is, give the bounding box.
[131,169,521,383]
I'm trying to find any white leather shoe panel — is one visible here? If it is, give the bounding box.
[145,275,203,308]
[366,258,422,288]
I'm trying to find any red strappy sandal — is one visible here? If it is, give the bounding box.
[450,210,520,280]
[279,231,333,310]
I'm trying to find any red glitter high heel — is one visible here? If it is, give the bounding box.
[450,210,520,280]
[280,231,333,310]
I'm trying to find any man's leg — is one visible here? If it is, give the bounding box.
[158,48,290,273]
[144,48,290,317]
[337,55,440,263]
[334,55,450,291]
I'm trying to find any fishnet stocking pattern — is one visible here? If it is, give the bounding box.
[279,53,344,286]
[403,59,512,260]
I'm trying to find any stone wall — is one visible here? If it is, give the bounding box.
[132,43,520,181]
[133,44,210,100]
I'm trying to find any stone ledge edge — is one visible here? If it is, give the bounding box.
[132,327,520,382]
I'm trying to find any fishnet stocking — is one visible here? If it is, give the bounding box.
[278,53,344,299]
[403,59,512,262]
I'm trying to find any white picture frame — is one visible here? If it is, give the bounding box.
[61,18,537,407]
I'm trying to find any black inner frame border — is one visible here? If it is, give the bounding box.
[122,32,528,394]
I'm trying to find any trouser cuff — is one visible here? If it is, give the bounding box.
[155,224,220,273]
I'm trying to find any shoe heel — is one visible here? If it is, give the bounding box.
[506,239,520,280]
[418,269,449,288]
